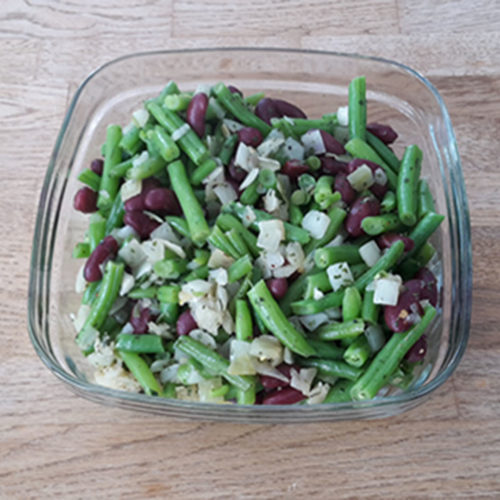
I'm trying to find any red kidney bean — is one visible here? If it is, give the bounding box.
[238,126,263,147]
[288,270,301,283]
[84,236,118,282]
[347,158,384,176]
[416,267,438,306]
[255,98,280,125]
[266,277,288,300]
[176,310,198,336]
[319,130,345,154]
[144,187,182,215]
[370,182,388,199]
[273,99,307,119]
[262,386,306,405]
[377,233,415,253]
[228,85,243,97]
[187,93,208,138]
[228,159,247,183]
[281,159,309,179]
[73,187,98,213]
[384,280,424,333]
[405,335,427,363]
[320,156,348,176]
[123,211,160,239]
[124,178,162,212]
[90,158,104,176]
[345,195,380,237]
[334,172,356,205]
[260,364,295,391]
[366,122,398,145]
[130,307,157,334]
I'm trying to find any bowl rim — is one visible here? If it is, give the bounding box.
[28,46,472,418]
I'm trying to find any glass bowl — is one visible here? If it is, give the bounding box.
[28,48,471,422]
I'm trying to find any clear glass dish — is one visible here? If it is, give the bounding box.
[28,48,471,422]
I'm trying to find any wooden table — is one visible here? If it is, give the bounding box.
[1,1,499,497]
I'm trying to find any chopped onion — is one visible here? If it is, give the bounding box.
[189,329,217,349]
[242,205,256,227]
[223,118,244,133]
[198,377,225,403]
[263,189,281,214]
[235,142,258,172]
[302,210,331,239]
[194,83,211,96]
[299,313,329,331]
[75,264,86,293]
[286,241,305,271]
[141,239,165,264]
[256,129,285,157]
[249,335,283,366]
[208,97,225,119]
[257,156,281,171]
[228,339,256,376]
[359,240,382,267]
[263,250,285,271]
[150,222,181,245]
[251,360,289,382]
[132,151,149,168]
[209,268,228,286]
[374,168,387,185]
[213,182,238,205]
[325,233,345,248]
[290,367,317,396]
[120,178,142,202]
[273,264,297,279]
[239,168,259,191]
[337,106,349,127]
[72,303,91,331]
[119,272,135,296]
[147,322,173,339]
[171,123,190,141]
[282,137,305,161]
[347,164,374,191]
[175,385,199,402]
[257,219,285,253]
[160,363,180,384]
[313,288,324,300]
[373,274,402,305]
[150,358,171,373]
[120,322,134,334]
[306,382,330,404]
[110,225,138,245]
[132,108,149,128]
[203,165,225,186]
[207,248,234,269]
[301,129,326,155]
[283,347,294,365]
[326,262,354,291]
[162,240,186,259]
[118,238,146,271]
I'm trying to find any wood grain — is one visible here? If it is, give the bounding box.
[1,1,500,498]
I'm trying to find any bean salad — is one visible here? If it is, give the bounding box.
[71,77,443,404]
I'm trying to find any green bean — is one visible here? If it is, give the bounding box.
[298,173,316,192]
[159,302,179,325]
[226,228,250,258]
[244,91,265,106]
[366,131,400,172]
[381,190,396,213]
[77,261,124,352]
[88,213,106,252]
[191,158,218,186]
[146,125,180,162]
[417,179,435,219]
[397,145,422,226]
[306,155,322,171]
[128,286,158,299]
[248,280,316,357]
[236,299,253,341]
[291,289,344,316]
[304,206,346,254]
[167,160,210,246]
[300,358,363,382]
[229,274,253,315]
[290,190,310,206]
[175,336,254,391]
[279,271,310,316]
[120,124,142,156]
[97,125,122,214]
[348,76,367,141]
[404,212,445,259]
[118,351,163,396]
[165,216,190,239]
[116,334,165,354]
[272,117,336,136]
[304,271,332,299]
[184,265,210,282]
[215,213,259,257]
[342,287,362,322]
[314,175,336,209]
[316,319,365,341]
[354,240,405,292]
[78,168,101,191]
[126,154,166,180]
[157,80,180,103]
[308,339,344,360]
[164,92,192,111]
[360,213,402,235]
[228,254,253,283]
[236,385,256,405]
[344,137,397,190]
[361,290,379,325]
[323,379,356,403]
[351,262,369,279]
[208,226,240,259]
[314,245,362,269]
[227,202,311,245]
[73,242,90,259]
[146,101,209,166]
[240,180,260,206]
[109,158,133,179]
[258,168,277,189]
[104,194,124,235]
[219,134,239,166]
[212,83,271,136]
[289,204,304,226]
[82,281,100,306]
[343,335,371,368]
[350,306,436,400]
[153,258,187,279]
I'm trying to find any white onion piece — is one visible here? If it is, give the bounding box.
[373,275,402,305]
[347,164,374,191]
[326,262,354,291]
[73,303,91,331]
[150,222,181,244]
[207,248,234,269]
[223,118,244,133]
[257,219,285,253]
[75,264,86,294]
[290,367,317,396]
[374,168,388,185]
[359,240,382,267]
[209,268,228,286]
[307,382,330,404]
[256,129,285,157]
[194,83,211,96]
[263,189,281,214]
[120,178,142,202]
[118,238,146,271]
[239,168,259,191]
[189,329,217,350]
[282,137,305,161]
[119,272,135,296]
[301,129,326,155]
[337,106,349,127]
[171,123,190,141]
[160,363,180,384]
[302,210,331,240]
[299,313,329,331]
[132,108,149,128]
[132,151,149,168]
[213,182,238,205]
[249,335,283,366]
[228,340,256,376]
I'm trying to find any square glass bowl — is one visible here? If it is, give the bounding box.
[29,48,471,422]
